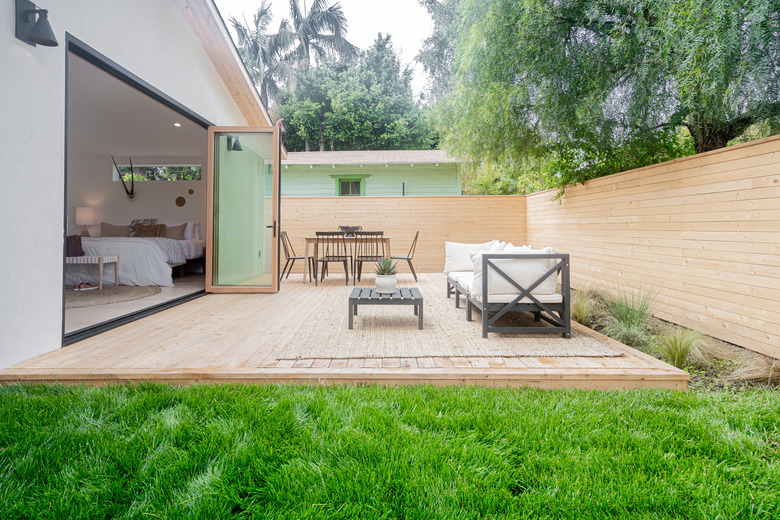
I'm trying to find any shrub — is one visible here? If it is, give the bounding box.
[729,354,780,384]
[571,289,595,325]
[599,288,653,346]
[654,328,704,369]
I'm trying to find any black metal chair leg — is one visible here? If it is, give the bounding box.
[407,259,417,282]
[279,259,290,283]
[284,258,296,280]
[343,260,349,285]
[308,258,313,282]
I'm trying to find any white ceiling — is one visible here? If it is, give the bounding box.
[67,54,207,159]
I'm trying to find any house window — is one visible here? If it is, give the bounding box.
[337,178,363,196]
[113,165,201,181]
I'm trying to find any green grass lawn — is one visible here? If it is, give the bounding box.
[1,384,778,519]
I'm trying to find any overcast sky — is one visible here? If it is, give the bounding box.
[214,0,434,95]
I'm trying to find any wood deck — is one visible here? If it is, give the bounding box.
[0,274,688,390]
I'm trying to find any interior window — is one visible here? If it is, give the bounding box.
[339,179,362,196]
[113,165,201,181]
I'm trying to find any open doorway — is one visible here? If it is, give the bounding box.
[64,43,209,342]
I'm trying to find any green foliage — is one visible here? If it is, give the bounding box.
[439,0,780,190]
[654,328,705,369]
[280,35,436,151]
[571,289,595,326]
[230,2,295,108]
[415,0,462,104]
[374,257,397,275]
[461,156,558,195]
[286,0,358,67]
[118,166,200,182]
[600,288,654,346]
[1,384,779,518]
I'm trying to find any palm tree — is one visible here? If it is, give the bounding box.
[230,2,295,109]
[287,0,359,67]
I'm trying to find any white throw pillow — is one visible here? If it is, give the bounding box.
[470,246,558,297]
[489,241,507,251]
[443,240,497,273]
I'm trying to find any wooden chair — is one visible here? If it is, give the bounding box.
[353,231,385,285]
[279,231,313,282]
[314,231,350,286]
[391,231,419,282]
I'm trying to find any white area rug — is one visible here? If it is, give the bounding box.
[273,286,621,359]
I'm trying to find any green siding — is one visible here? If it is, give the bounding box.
[281,163,461,197]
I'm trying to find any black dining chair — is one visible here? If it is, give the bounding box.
[314,231,350,286]
[353,231,385,285]
[390,231,419,282]
[279,231,313,282]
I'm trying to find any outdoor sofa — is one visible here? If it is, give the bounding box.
[445,241,571,338]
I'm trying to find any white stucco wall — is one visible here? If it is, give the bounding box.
[0,0,250,368]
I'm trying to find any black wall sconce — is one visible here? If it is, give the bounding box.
[16,0,58,47]
[226,136,243,151]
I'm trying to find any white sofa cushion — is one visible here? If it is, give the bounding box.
[470,246,558,297]
[443,240,497,273]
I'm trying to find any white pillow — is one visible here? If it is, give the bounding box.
[444,240,497,273]
[489,241,507,251]
[192,220,201,240]
[471,246,558,297]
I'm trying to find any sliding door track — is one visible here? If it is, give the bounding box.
[64,290,206,346]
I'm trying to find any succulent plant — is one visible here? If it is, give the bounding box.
[374,257,398,275]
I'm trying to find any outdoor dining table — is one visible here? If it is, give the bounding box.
[303,235,392,283]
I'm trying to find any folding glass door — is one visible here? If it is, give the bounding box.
[206,127,280,292]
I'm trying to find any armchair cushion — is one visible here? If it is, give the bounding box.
[443,240,497,273]
[470,246,558,297]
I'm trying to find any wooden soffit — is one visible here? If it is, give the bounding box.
[175,0,274,128]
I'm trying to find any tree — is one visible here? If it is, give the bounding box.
[415,0,461,104]
[287,0,359,67]
[230,2,295,109]
[280,35,436,151]
[441,0,780,188]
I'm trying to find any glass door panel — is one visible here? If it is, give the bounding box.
[206,127,279,292]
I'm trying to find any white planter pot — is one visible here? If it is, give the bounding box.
[375,274,397,294]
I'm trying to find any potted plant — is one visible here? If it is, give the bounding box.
[374,257,398,294]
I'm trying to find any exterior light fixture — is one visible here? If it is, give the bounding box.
[173,122,182,127]
[226,136,243,151]
[16,0,58,47]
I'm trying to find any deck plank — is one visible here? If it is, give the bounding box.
[0,274,688,390]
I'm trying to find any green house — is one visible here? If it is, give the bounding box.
[281,150,462,197]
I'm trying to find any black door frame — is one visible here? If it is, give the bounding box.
[63,35,214,346]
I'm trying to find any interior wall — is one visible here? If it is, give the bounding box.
[526,135,780,360]
[0,0,250,369]
[66,154,206,236]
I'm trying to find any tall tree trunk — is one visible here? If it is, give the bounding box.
[690,126,730,154]
[318,125,325,152]
[330,138,334,151]
[304,138,310,152]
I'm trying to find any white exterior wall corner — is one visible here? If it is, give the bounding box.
[0,0,251,368]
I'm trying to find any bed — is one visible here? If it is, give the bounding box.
[65,237,205,287]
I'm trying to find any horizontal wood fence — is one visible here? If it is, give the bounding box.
[526,135,780,359]
[280,196,527,275]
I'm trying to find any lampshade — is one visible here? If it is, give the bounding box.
[75,207,95,226]
[28,10,57,46]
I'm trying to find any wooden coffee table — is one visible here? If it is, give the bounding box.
[348,287,423,330]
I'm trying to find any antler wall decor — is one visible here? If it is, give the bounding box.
[111,155,136,200]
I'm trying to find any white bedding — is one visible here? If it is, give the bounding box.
[179,239,206,260]
[65,237,187,287]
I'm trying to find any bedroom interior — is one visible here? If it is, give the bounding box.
[64,51,208,334]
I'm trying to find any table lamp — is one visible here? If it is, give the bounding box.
[75,206,95,237]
